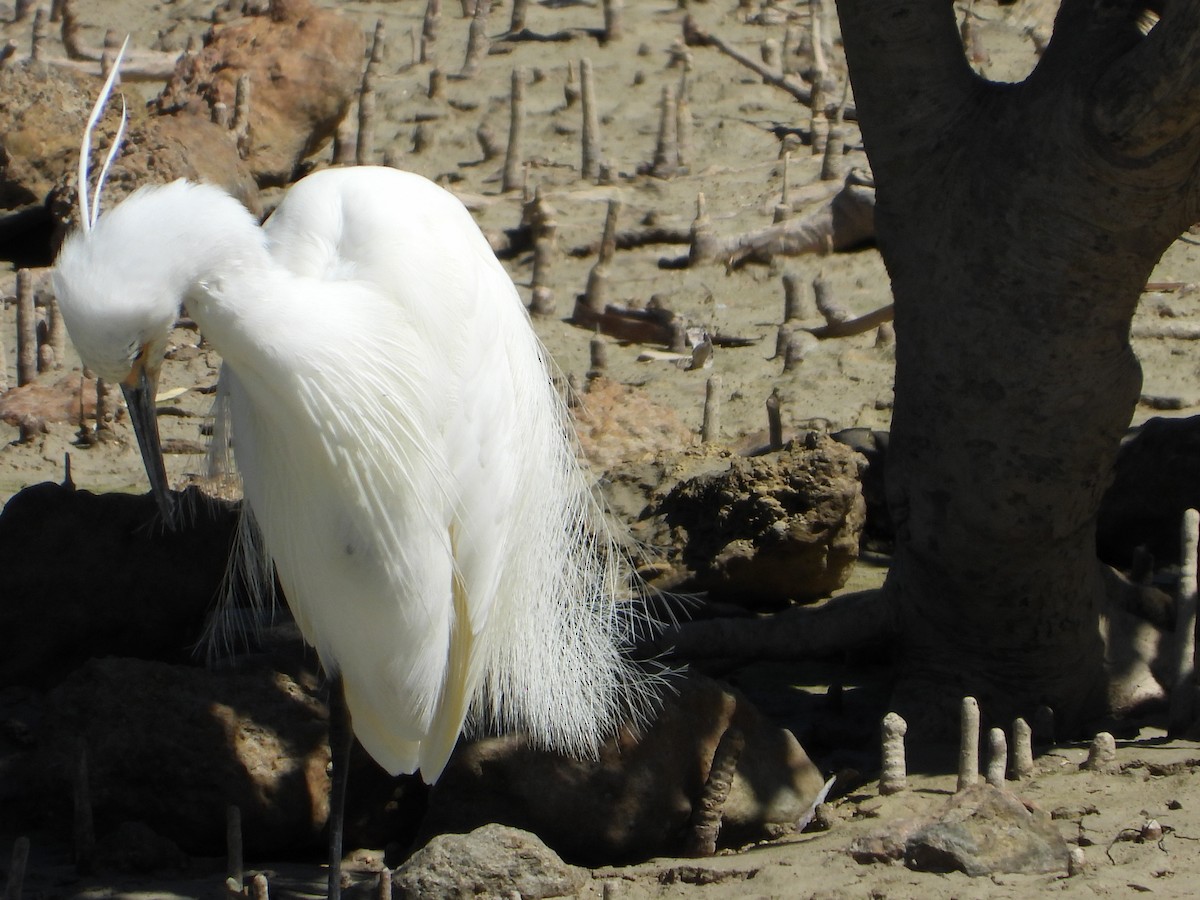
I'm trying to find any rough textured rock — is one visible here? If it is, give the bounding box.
[902,784,1069,876]
[0,61,259,227]
[153,0,365,185]
[0,483,237,687]
[847,818,922,864]
[49,112,262,224]
[0,1,360,232]
[420,674,826,865]
[608,435,866,606]
[94,820,189,874]
[27,655,331,856]
[391,824,588,900]
[0,62,98,210]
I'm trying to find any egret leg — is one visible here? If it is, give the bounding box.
[327,675,352,900]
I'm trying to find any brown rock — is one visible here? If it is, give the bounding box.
[618,435,866,605]
[0,62,98,209]
[153,0,365,185]
[0,372,101,428]
[419,674,826,865]
[54,112,262,220]
[0,61,259,228]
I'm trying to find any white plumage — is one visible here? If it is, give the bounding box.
[53,166,651,782]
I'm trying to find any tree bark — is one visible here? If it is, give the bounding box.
[836,0,1200,736]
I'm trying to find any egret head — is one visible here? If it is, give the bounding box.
[52,39,178,524]
[54,212,181,525]
[53,214,181,386]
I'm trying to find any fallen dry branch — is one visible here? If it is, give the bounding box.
[682,15,857,121]
[502,27,592,43]
[570,298,677,345]
[1131,321,1200,340]
[710,333,761,348]
[42,53,179,80]
[806,303,894,339]
[691,170,876,268]
[570,225,692,256]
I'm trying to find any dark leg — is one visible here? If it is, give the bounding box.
[327,674,352,900]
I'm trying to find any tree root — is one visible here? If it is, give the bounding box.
[660,588,893,661]
[661,566,1188,738]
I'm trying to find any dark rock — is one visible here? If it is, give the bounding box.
[903,784,1069,876]
[95,820,189,873]
[830,426,891,547]
[1097,415,1200,568]
[0,483,236,688]
[27,655,330,856]
[391,824,587,900]
[0,482,429,857]
[420,674,826,865]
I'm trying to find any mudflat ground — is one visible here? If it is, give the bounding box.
[3,1,1200,898]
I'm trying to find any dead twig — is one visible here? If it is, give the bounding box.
[682,16,856,120]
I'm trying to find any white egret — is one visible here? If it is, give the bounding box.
[53,53,655,899]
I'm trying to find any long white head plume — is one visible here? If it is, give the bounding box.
[77,35,131,234]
